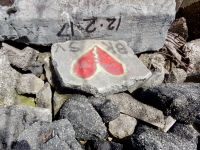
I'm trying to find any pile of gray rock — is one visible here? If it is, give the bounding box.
[0,0,200,149]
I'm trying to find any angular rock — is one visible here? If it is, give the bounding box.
[44,56,54,87]
[106,93,165,128]
[0,0,175,53]
[139,83,200,124]
[161,116,176,132]
[16,74,44,94]
[0,51,20,105]
[177,0,200,40]
[131,124,198,150]
[59,95,107,140]
[168,17,188,40]
[27,60,44,77]
[13,119,82,150]
[164,68,187,83]
[109,114,137,139]
[86,141,123,150]
[175,0,184,11]
[52,40,151,96]
[53,91,72,116]
[0,105,52,149]
[35,82,52,110]
[183,39,200,75]
[89,97,120,123]
[1,43,39,70]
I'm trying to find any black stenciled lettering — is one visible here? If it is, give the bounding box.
[83,17,97,33]
[69,42,80,52]
[115,43,128,54]
[116,17,121,31]
[101,42,116,54]
[55,44,66,52]
[106,18,116,30]
[70,22,74,36]
[57,23,70,37]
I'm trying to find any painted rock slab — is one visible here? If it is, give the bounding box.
[0,0,175,53]
[51,40,151,96]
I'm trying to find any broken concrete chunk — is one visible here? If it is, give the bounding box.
[0,0,175,53]
[52,40,151,96]
[1,43,39,70]
[0,105,52,149]
[16,74,44,94]
[35,82,52,110]
[109,114,137,139]
[106,93,165,128]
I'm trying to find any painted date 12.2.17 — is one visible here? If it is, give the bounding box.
[57,17,121,37]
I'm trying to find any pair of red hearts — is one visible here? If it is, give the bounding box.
[73,46,124,78]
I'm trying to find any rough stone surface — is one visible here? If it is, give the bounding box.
[168,17,188,39]
[131,124,198,150]
[27,60,44,77]
[139,83,200,124]
[183,39,200,75]
[44,56,54,87]
[52,40,151,96]
[175,0,184,11]
[0,105,52,149]
[0,0,175,53]
[0,51,20,105]
[164,68,187,83]
[106,93,165,128]
[1,43,39,70]
[16,74,44,94]
[59,95,107,140]
[89,97,120,123]
[177,0,200,41]
[86,141,123,150]
[53,91,72,116]
[161,116,176,132]
[35,82,52,110]
[13,119,82,150]
[109,114,137,139]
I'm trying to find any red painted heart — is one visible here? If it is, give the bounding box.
[73,46,124,78]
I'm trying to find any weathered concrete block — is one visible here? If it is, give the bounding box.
[51,40,151,96]
[0,0,175,53]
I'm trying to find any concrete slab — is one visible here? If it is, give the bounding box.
[51,40,151,96]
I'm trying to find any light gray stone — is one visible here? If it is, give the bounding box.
[164,68,187,83]
[16,74,44,94]
[44,56,54,87]
[183,39,200,75]
[52,40,151,96]
[106,93,165,128]
[1,43,39,70]
[109,113,137,139]
[35,82,52,110]
[0,0,175,53]
[161,116,176,132]
[53,91,72,116]
[0,51,20,105]
[13,119,82,150]
[0,105,52,149]
[27,60,44,77]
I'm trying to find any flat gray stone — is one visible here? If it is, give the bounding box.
[51,40,151,96]
[0,105,52,149]
[1,43,39,70]
[106,93,165,128]
[0,51,20,105]
[0,0,175,53]
[16,74,44,95]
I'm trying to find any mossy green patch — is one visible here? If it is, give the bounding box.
[17,94,35,107]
